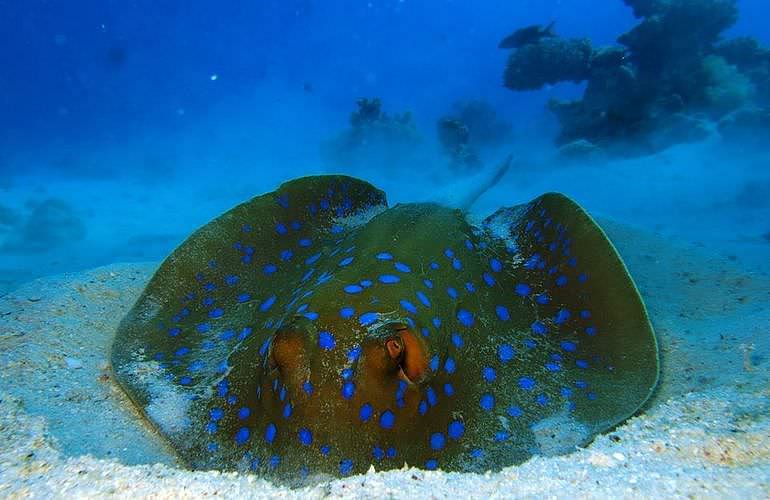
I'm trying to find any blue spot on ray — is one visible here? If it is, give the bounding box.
[515,283,531,296]
[359,403,373,422]
[448,420,465,440]
[339,459,354,475]
[379,410,395,429]
[259,296,276,312]
[359,312,378,326]
[457,309,474,327]
[430,433,446,450]
[498,344,515,362]
[426,387,438,406]
[480,393,495,411]
[531,321,548,335]
[342,381,356,399]
[235,427,250,445]
[555,309,571,325]
[400,300,417,314]
[264,423,277,443]
[298,428,313,446]
[519,377,536,390]
[394,262,411,273]
[319,331,336,350]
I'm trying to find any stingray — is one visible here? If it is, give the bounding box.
[111,161,658,482]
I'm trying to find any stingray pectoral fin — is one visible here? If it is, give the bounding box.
[110,175,387,457]
[537,193,658,429]
[486,192,659,435]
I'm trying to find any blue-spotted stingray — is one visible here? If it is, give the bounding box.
[111,167,658,482]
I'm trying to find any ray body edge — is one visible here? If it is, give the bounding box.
[110,174,659,482]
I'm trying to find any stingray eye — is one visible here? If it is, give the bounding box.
[269,325,307,377]
[385,336,404,360]
[386,324,428,384]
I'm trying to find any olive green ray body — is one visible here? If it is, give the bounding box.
[111,175,658,482]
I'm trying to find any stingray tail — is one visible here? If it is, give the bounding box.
[458,154,513,212]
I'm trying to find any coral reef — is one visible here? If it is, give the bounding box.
[321,98,421,168]
[504,38,593,91]
[501,0,770,156]
[436,118,480,170]
[436,100,513,170]
[715,37,770,107]
[498,22,557,49]
[449,100,513,148]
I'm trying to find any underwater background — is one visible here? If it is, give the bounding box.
[1,0,769,292]
[1,1,770,497]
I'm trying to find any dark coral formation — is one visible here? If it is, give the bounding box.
[322,98,421,168]
[436,118,480,170]
[436,100,513,170]
[504,38,593,91]
[450,100,513,148]
[502,0,770,156]
[715,37,770,107]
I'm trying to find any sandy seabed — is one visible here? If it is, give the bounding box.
[0,219,768,499]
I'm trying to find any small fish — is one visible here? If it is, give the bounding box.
[498,21,557,49]
[303,81,314,94]
[111,167,658,482]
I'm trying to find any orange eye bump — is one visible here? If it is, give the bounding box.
[398,329,429,383]
[386,338,403,359]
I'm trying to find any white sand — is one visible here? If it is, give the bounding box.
[1,220,768,498]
